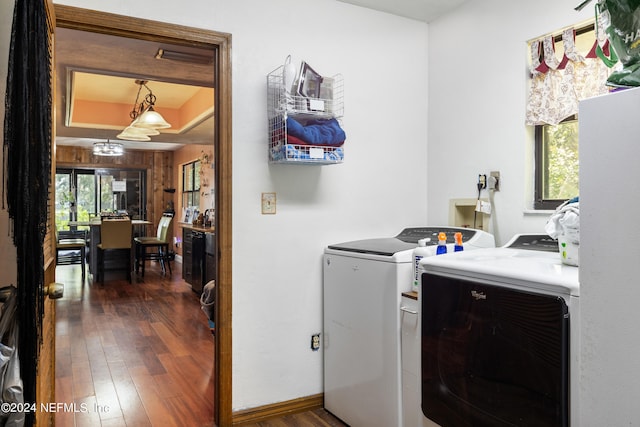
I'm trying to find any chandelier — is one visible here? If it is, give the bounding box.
[117,80,171,141]
[93,140,124,156]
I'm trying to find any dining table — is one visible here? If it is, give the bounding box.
[67,219,152,278]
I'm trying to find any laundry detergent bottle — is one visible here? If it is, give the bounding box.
[454,232,464,252]
[412,238,431,292]
[436,232,448,255]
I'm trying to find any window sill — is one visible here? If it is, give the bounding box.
[523,209,555,216]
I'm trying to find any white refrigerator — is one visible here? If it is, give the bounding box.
[579,86,640,426]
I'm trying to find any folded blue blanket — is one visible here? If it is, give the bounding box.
[286,117,346,146]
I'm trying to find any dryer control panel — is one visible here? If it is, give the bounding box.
[504,234,558,252]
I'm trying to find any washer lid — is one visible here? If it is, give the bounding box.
[327,237,417,256]
[420,247,579,296]
[327,227,479,256]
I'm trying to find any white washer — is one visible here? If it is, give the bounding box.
[418,234,579,427]
[323,227,494,427]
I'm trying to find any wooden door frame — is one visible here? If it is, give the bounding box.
[53,5,233,426]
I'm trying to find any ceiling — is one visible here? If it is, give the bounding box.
[55,0,466,152]
[55,27,216,151]
[337,0,469,22]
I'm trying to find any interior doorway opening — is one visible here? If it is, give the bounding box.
[53,5,232,425]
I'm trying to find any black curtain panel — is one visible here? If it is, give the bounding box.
[3,0,51,423]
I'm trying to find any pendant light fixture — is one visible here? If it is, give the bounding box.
[133,106,171,130]
[117,125,156,141]
[93,140,124,156]
[117,80,171,141]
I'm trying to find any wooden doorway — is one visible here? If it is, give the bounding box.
[53,6,233,426]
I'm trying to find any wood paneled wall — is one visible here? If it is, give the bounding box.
[56,145,174,237]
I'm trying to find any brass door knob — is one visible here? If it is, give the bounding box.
[45,282,64,299]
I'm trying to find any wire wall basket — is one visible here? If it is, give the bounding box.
[267,65,344,165]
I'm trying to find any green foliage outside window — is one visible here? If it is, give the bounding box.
[55,168,142,230]
[55,172,95,230]
[542,119,579,201]
[182,160,201,208]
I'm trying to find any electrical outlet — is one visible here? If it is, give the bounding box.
[311,333,320,351]
[478,174,487,189]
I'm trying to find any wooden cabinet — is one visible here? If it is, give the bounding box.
[182,228,208,294]
[205,231,216,284]
[182,228,194,285]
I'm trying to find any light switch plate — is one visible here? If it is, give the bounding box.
[261,192,276,214]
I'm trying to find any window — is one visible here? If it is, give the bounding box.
[534,117,579,210]
[527,23,612,210]
[55,168,146,230]
[55,169,97,230]
[182,160,201,208]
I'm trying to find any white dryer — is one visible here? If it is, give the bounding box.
[323,227,494,427]
[418,234,579,427]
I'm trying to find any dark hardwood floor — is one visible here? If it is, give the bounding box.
[55,261,215,426]
[54,261,346,427]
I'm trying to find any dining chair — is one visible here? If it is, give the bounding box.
[56,229,87,281]
[96,218,132,284]
[134,213,173,277]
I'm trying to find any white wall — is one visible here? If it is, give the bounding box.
[213,0,428,410]
[427,0,594,245]
[54,0,429,411]
[0,0,17,285]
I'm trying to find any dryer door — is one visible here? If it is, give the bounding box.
[421,273,569,427]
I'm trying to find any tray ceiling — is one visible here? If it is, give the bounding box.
[55,27,216,150]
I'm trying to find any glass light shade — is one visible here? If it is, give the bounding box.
[117,125,153,141]
[128,119,160,135]
[132,106,171,129]
[93,141,124,156]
